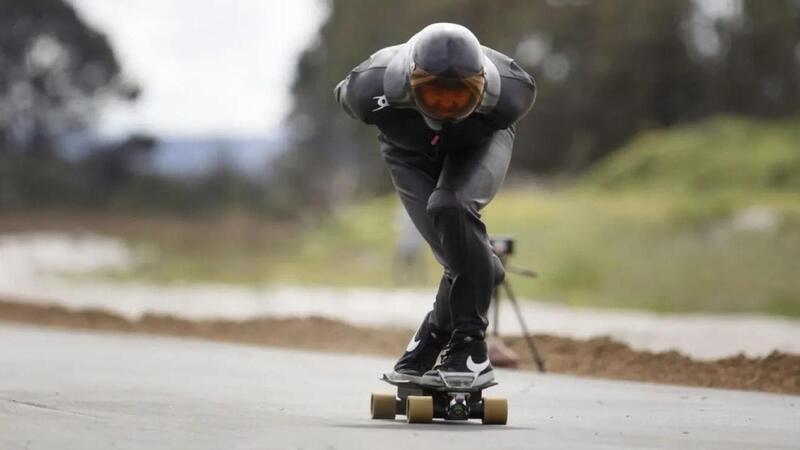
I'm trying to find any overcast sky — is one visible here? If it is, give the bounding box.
[71,0,328,138]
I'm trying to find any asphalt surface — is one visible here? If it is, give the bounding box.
[0,324,798,450]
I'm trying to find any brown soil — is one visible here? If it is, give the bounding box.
[1,298,798,395]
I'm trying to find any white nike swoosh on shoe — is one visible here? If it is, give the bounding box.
[406,335,421,352]
[466,355,490,373]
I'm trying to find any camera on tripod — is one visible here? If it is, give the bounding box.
[489,236,514,257]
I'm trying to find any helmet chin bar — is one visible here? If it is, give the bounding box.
[421,113,467,131]
[422,114,443,131]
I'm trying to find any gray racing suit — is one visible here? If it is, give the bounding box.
[334,40,536,340]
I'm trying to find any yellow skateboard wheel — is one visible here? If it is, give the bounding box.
[482,398,508,425]
[371,392,396,420]
[406,395,434,423]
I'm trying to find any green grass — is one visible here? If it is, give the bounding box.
[584,115,800,192]
[94,188,800,316]
[75,115,800,316]
[235,189,799,316]
[484,190,800,315]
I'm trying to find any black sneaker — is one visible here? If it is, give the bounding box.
[421,334,494,388]
[388,313,449,383]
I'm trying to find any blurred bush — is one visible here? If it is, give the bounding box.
[0,0,290,216]
[584,115,800,192]
[0,0,134,154]
[0,133,287,215]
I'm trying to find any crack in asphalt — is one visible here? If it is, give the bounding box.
[1,397,104,419]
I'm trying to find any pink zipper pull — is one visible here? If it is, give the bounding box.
[431,134,440,146]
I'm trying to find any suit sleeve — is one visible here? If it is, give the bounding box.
[489,61,537,130]
[334,57,383,125]
[334,75,359,120]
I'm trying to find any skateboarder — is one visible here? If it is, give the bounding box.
[335,23,536,387]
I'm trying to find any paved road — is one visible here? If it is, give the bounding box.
[0,324,797,450]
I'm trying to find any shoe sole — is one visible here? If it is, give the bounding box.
[387,370,424,384]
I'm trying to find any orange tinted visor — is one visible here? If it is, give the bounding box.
[410,66,485,121]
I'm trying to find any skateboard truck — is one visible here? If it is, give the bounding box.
[447,392,470,420]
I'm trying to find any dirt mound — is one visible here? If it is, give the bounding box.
[1,298,798,395]
[510,335,800,394]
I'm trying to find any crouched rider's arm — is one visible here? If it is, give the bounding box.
[335,71,377,124]
[334,56,385,125]
[487,60,537,130]
[334,75,359,121]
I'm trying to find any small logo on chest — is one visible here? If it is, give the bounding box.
[372,95,389,112]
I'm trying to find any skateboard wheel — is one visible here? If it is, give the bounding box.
[482,398,508,425]
[371,393,396,420]
[406,396,433,423]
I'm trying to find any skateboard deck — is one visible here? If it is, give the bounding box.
[370,373,507,424]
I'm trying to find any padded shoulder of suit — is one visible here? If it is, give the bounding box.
[482,46,535,88]
[352,44,404,73]
[478,47,536,129]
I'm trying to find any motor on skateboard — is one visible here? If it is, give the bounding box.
[370,373,508,425]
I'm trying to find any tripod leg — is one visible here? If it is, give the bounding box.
[502,280,546,372]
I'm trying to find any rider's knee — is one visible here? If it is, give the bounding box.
[491,253,505,286]
[426,188,469,220]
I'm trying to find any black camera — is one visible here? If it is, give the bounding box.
[489,236,515,256]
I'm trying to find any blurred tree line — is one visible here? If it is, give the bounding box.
[0,0,280,215]
[2,0,799,217]
[271,0,800,211]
